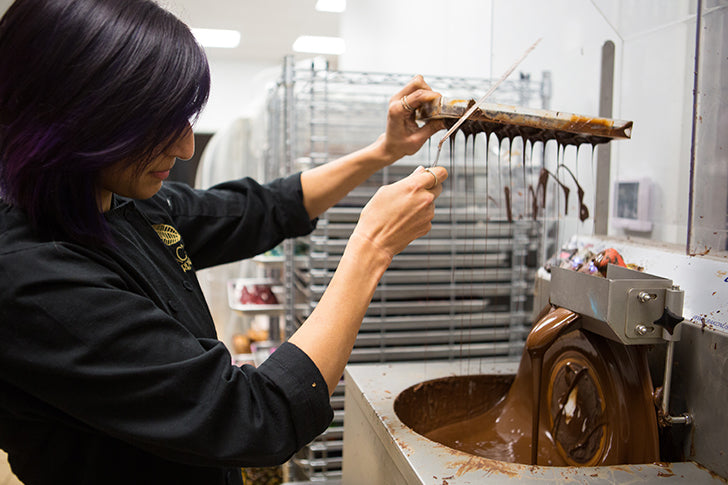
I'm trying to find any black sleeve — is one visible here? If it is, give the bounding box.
[0,246,333,467]
[145,173,317,269]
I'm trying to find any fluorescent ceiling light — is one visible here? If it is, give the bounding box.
[292,35,345,55]
[315,0,346,13]
[191,28,241,48]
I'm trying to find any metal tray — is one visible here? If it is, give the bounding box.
[305,252,510,270]
[354,327,520,347]
[309,238,519,255]
[323,206,515,223]
[302,282,513,301]
[313,220,529,240]
[302,267,528,286]
[362,298,489,316]
[417,97,633,145]
[358,310,528,331]
[348,341,519,362]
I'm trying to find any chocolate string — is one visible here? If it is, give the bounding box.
[528,167,570,220]
[558,163,589,222]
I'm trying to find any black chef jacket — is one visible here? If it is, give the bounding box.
[0,174,333,484]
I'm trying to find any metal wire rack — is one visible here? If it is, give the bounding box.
[263,56,551,481]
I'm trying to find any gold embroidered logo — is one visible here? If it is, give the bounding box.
[152,224,192,272]
[153,224,181,246]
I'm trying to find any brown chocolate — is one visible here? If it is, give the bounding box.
[504,186,513,223]
[395,306,660,466]
[442,117,613,147]
[525,307,580,353]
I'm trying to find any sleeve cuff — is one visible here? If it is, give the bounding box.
[267,173,318,238]
[256,342,333,448]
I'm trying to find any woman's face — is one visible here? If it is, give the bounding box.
[96,125,195,212]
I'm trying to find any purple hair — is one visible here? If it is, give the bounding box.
[0,0,210,245]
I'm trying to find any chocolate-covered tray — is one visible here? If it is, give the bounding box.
[417,97,633,146]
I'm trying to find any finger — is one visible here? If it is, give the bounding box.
[395,89,441,116]
[427,181,444,198]
[391,74,431,101]
[412,166,445,190]
[425,166,448,188]
[413,118,446,140]
[410,165,431,188]
[412,165,448,186]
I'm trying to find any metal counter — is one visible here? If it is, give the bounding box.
[342,361,725,484]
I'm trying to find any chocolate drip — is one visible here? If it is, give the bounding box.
[397,306,660,466]
[558,164,589,222]
[442,116,613,147]
[442,99,611,146]
[527,168,571,220]
[504,186,513,223]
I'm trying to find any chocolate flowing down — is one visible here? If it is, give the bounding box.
[419,98,633,222]
[394,306,660,466]
[417,98,633,147]
[525,307,581,464]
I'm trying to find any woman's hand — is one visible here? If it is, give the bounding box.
[351,165,449,260]
[299,75,444,220]
[373,75,445,166]
[290,164,448,394]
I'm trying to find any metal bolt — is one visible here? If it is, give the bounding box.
[635,324,650,336]
[638,291,655,303]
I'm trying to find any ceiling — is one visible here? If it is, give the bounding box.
[166,0,341,63]
[0,0,341,64]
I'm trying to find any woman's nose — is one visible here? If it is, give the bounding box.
[168,124,195,160]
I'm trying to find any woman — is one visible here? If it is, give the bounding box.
[0,0,447,483]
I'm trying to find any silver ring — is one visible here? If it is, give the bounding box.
[423,167,438,188]
[401,95,415,112]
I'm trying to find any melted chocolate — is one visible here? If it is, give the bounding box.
[528,168,573,220]
[525,307,581,464]
[395,307,660,466]
[441,106,614,147]
[558,164,589,222]
[504,186,513,222]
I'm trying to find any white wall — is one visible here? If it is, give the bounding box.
[340,0,493,79]
[195,59,281,134]
[337,0,696,246]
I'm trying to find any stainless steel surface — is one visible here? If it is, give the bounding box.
[549,264,684,345]
[666,323,728,476]
[343,361,724,484]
